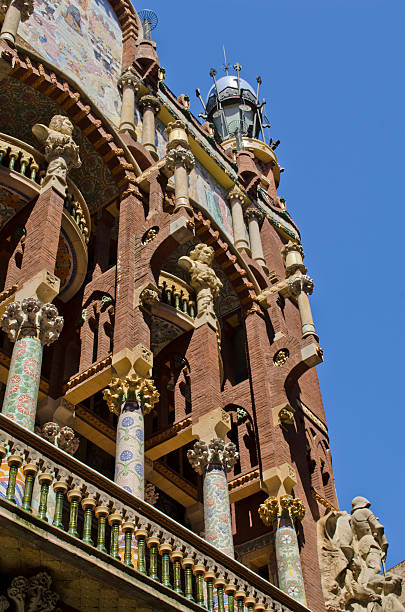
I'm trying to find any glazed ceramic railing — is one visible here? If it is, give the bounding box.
[159,271,196,319]
[0,414,310,612]
[0,133,90,243]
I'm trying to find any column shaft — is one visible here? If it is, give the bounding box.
[2,335,42,431]
[274,518,306,604]
[203,465,234,557]
[142,106,157,157]
[247,216,266,266]
[174,164,190,211]
[297,291,316,338]
[115,407,145,499]
[230,198,249,251]
[0,1,21,43]
[119,85,136,134]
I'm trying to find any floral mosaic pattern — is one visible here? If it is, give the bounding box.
[189,159,233,241]
[274,523,306,604]
[115,411,144,499]
[18,0,122,126]
[3,337,42,431]
[203,467,234,557]
[0,186,30,231]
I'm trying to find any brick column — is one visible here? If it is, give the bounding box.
[104,370,159,499]
[188,438,238,557]
[259,495,307,605]
[114,189,149,352]
[1,298,63,430]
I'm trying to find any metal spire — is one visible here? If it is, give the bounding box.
[223,46,230,75]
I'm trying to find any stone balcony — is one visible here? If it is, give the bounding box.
[0,414,311,612]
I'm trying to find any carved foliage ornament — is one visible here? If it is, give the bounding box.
[5,572,59,612]
[32,115,81,186]
[259,494,305,526]
[36,422,80,455]
[281,241,305,259]
[187,438,238,475]
[288,274,314,297]
[103,373,159,416]
[165,147,195,173]
[138,94,161,115]
[1,298,63,345]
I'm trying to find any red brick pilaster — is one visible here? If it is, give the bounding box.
[187,322,222,423]
[20,186,64,283]
[114,190,150,352]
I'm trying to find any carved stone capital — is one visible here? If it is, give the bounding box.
[165,120,189,150]
[259,494,305,526]
[227,185,248,205]
[244,206,264,222]
[1,298,63,345]
[0,0,34,21]
[281,241,304,259]
[187,438,238,475]
[288,274,314,297]
[138,94,161,115]
[117,67,141,92]
[166,147,195,174]
[103,373,159,416]
[32,115,81,191]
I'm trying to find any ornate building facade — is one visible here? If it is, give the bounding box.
[0,2,401,611]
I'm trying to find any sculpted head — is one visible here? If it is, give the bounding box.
[49,115,74,136]
[351,496,371,512]
[189,243,214,266]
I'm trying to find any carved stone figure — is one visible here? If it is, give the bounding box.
[318,497,404,611]
[178,243,222,320]
[32,115,81,189]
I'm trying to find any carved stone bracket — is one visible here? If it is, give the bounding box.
[259,494,305,525]
[36,421,80,455]
[187,438,238,475]
[103,373,159,415]
[1,298,63,345]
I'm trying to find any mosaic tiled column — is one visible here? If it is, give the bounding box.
[259,494,306,605]
[103,373,159,499]
[188,438,238,557]
[288,274,317,339]
[1,298,63,431]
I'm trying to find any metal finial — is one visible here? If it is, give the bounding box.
[223,45,230,75]
[139,9,158,40]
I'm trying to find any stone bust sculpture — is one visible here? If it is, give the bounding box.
[178,243,222,320]
[32,115,81,188]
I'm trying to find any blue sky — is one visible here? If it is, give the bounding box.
[142,0,405,567]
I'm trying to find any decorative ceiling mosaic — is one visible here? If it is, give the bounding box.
[0,184,29,231]
[0,77,118,212]
[18,0,122,126]
[150,315,186,356]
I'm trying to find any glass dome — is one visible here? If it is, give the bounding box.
[206,75,256,103]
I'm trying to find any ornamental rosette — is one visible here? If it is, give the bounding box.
[1,298,63,345]
[187,438,238,475]
[103,373,159,416]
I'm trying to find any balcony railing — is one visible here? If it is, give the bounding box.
[158,271,196,319]
[0,132,90,244]
[0,414,310,612]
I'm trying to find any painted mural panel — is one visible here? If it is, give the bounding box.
[155,119,168,158]
[18,0,122,126]
[189,159,233,241]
